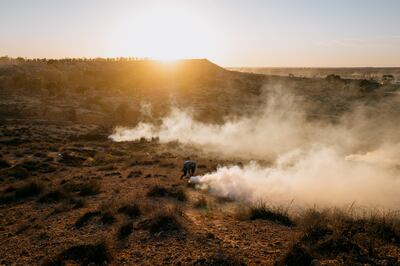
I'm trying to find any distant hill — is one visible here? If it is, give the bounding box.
[0,58,228,89]
[0,57,399,125]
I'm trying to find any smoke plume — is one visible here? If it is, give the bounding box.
[110,88,400,209]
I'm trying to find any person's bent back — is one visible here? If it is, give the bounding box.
[181,160,196,179]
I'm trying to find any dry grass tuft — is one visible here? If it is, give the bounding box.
[38,190,68,203]
[45,241,112,266]
[250,203,294,226]
[194,195,208,209]
[0,182,44,204]
[236,202,294,227]
[63,179,101,196]
[118,222,133,240]
[117,203,141,218]
[140,207,184,236]
[278,207,400,265]
[168,187,187,202]
[193,251,246,266]
[75,211,101,229]
[100,212,116,225]
[146,185,168,197]
[147,185,187,202]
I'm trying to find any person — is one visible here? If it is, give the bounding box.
[180,160,196,179]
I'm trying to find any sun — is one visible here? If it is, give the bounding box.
[111,2,224,62]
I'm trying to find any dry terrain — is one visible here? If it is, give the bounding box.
[1,58,400,265]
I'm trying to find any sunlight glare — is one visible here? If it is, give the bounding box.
[112,2,224,62]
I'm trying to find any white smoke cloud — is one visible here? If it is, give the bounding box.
[195,147,400,209]
[109,89,400,209]
[345,143,400,167]
[111,92,318,159]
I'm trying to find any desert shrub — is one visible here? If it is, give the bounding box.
[109,148,125,157]
[50,204,73,216]
[38,190,67,203]
[141,211,183,236]
[4,186,16,193]
[277,243,314,266]
[168,187,187,202]
[97,164,116,171]
[104,171,120,177]
[0,159,11,168]
[127,170,142,178]
[37,162,57,173]
[118,222,133,240]
[92,152,115,165]
[193,251,246,266]
[18,159,43,171]
[49,197,86,216]
[100,212,116,225]
[325,74,342,82]
[58,151,87,166]
[7,166,29,179]
[194,196,208,209]
[33,151,47,158]
[359,79,380,92]
[0,194,14,204]
[371,217,400,243]
[248,202,294,227]
[147,185,168,197]
[75,211,101,229]
[21,161,56,173]
[280,208,400,265]
[70,197,86,209]
[63,180,100,196]
[118,204,141,218]
[0,182,43,204]
[46,242,111,266]
[147,185,187,202]
[297,208,332,241]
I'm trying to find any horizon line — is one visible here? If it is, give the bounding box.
[1,56,399,68]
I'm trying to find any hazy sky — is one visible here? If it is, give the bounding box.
[1,0,399,67]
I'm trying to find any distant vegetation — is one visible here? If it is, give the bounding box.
[231,66,400,83]
[1,57,398,127]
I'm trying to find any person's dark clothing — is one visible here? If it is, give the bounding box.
[181,160,196,179]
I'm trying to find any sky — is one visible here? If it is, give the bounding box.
[0,0,399,67]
